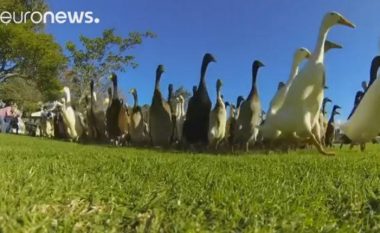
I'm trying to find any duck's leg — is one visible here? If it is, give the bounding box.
[215,140,221,151]
[360,143,366,152]
[246,143,249,152]
[308,132,335,156]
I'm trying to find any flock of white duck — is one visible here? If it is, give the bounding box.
[39,12,380,155]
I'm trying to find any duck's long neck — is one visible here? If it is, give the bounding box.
[112,78,118,100]
[229,105,235,118]
[175,102,180,118]
[65,90,71,105]
[287,57,300,85]
[329,111,336,123]
[108,90,112,104]
[216,86,221,103]
[199,61,209,88]
[369,62,380,87]
[192,86,197,96]
[168,89,173,102]
[181,101,185,117]
[133,92,138,108]
[248,66,259,98]
[312,24,330,63]
[322,101,328,114]
[155,72,162,91]
[90,83,97,103]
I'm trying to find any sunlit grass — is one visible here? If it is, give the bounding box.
[0,134,379,232]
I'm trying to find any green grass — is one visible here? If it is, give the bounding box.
[1,134,380,232]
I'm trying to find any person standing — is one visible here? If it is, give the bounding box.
[0,103,17,133]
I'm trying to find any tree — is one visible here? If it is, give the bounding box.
[0,77,43,113]
[65,29,156,103]
[0,0,67,100]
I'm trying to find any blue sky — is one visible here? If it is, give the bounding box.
[45,0,380,120]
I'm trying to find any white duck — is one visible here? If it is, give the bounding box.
[260,48,311,141]
[263,12,355,155]
[175,95,185,143]
[340,56,380,146]
[268,48,311,116]
[208,79,227,149]
[40,107,55,138]
[59,87,84,141]
[224,102,234,143]
[263,40,342,142]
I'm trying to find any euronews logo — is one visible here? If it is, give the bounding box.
[0,11,100,25]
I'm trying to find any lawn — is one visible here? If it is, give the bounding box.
[1,134,380,232]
